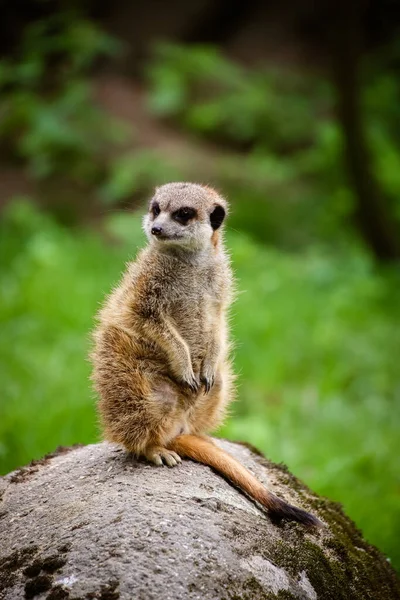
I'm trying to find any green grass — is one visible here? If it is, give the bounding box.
[1,200,399,572]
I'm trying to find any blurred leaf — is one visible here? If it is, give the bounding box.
[101,151,182,204]
[0,11,124,189]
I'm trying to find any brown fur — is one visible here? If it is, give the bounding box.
[91,182,322,526]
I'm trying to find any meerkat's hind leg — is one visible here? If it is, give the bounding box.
[139,373,184,467]
[144,446,182,467]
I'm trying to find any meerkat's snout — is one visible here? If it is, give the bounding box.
[151,225,163,237]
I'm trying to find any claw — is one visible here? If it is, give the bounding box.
[201,375,214,394]
[183,373,200,394]
[146,448,182,467]
[162,450,181,467]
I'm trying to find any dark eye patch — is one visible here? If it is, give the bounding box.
[210,204,225,230]
[172,207,197,225]
[151,201,160,218]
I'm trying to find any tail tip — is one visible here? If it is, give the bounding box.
[270,496,325,528]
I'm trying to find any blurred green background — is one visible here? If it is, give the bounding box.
[0,1,399,573]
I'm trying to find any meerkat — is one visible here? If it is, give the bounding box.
[91,182,321,527]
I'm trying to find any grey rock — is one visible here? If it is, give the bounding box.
[0,440,399,600]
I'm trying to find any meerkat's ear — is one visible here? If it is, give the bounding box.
[210,205,226,230]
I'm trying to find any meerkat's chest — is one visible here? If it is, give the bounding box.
[171,283,220,322]
[168,270,223,338]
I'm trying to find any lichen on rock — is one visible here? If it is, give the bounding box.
[0,440,399,600]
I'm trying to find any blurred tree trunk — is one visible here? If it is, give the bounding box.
[326,1,400,262]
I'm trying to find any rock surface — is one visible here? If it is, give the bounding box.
[0,440,399,600]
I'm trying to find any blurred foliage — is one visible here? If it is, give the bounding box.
[0,13,125,183]
[364,73,400,216]
[147,43,400,250]
[0,201,399,570]
[148,44,326,150]
[101,150,182,205]
[0,15,188,206]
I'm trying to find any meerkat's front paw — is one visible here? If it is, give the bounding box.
[145,447,182,467]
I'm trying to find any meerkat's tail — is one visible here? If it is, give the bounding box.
[168,434,322,527]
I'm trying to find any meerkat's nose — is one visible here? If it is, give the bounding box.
[151,226,163,236]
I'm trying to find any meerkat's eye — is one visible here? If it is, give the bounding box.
[172,207,197,225]
[151,202,160,218]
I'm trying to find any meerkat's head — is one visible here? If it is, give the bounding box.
[143,182,227,251]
